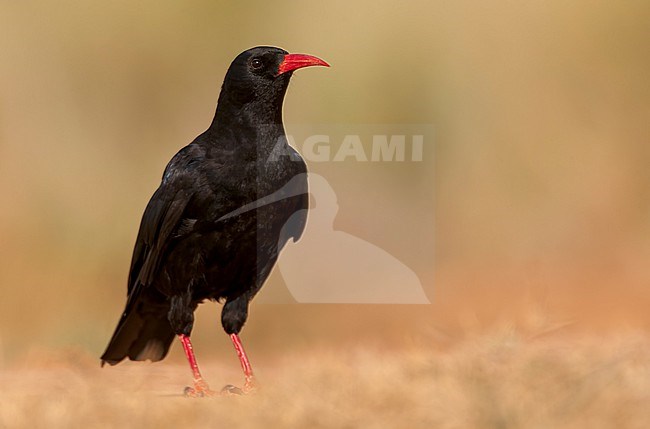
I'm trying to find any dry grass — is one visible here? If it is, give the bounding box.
[1,329,649,429]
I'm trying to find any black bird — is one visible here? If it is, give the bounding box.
[100,46,329,396]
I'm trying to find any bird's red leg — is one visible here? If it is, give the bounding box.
[230,333,257,393]
[178,334,215,397]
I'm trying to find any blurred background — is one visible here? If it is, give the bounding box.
[1,0,649,368]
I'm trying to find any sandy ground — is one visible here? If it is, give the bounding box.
[2,329,650,429]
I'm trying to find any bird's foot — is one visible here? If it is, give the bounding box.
[220,384,244,395]
[183,379,216,398]
[219,376,258,396]
[243,375,258,393]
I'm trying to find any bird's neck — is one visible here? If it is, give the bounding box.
[211,94,284,126]
[207,95,287,157]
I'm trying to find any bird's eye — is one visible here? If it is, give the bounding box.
[250,58,263,70]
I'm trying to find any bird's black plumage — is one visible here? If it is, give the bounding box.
[101,47,323,367]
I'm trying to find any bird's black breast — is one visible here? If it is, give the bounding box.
[141,139,308,304]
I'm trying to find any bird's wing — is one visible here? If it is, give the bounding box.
[126,145,204,296]
[127,187,191,294]
[103,145,204,366]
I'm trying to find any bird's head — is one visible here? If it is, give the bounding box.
[218,46,329,116]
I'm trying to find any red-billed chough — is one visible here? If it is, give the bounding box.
[100,46,329,396]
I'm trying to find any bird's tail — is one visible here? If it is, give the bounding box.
[100,293,175,366]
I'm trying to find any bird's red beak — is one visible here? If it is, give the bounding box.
[277,53,330,75]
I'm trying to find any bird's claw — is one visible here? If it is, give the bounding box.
[219,376,258,396]
[183,380,216,398]
[220,384,244,395]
